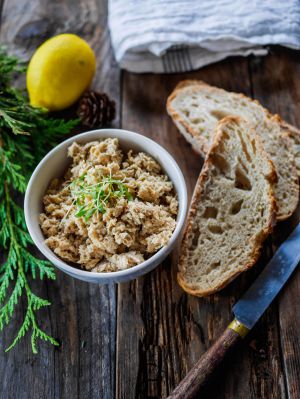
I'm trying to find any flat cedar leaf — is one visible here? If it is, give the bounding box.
[0,273,24,329]
[0,262,14,303]
[0,47,25,86]
[0,223,10,248]
[14,225,33,246]
[30,292,51,310]
[5,309,31,352]
[10,201,27,228]
[0,47,76,353]
[21,249,56,280]
[35,328,59,346]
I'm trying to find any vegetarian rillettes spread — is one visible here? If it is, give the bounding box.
[40,138,178,272]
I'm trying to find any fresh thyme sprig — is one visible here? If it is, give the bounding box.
[0,47,78,353]
[68,173,133,222]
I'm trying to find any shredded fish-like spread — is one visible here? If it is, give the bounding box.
[40,138,178,272]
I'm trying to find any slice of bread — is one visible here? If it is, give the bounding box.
[167,80,299,220]
[279,121,300,177]
[178,116,277,296]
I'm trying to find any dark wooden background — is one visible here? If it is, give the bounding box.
[1,0,299,398]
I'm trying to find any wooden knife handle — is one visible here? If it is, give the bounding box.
[168,319,249,399]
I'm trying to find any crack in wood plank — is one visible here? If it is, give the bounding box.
[248,49,300,399]
[117,62,287,399]
[1,0,298,397]
[0,1,119,398]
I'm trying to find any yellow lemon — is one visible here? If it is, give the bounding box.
[27,34,96,111]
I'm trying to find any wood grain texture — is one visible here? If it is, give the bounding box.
[117,58,288,399]
[1,0,299,396]
[0,1,120,398]
[168,327,242,399]
[116,73,201,399]
[248,50,300,399]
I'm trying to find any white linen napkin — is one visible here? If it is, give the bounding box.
[108,0,300,73]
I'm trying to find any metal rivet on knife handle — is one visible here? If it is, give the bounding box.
[228,318,250,338]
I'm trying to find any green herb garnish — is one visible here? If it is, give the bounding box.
[0,48,78,353]
[68,173,133,222]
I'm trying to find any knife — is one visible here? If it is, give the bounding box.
[169,223,300,399]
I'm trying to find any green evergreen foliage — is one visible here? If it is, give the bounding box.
[0,48,78,353]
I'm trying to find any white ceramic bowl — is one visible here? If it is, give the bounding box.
[24,129,187,284]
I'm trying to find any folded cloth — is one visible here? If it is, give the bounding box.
[108,0,300,73]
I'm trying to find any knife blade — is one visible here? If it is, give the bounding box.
[233,223,300,330]
[169,223,300,399]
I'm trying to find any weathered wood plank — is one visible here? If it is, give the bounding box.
[0,1,119,398]
[0,0,3,20]
[116,71,200,399]
[1,0,298,396]
[249,49,300,399]
[117,57,285,398]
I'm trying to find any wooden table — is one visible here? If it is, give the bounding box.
[1,1,299,398]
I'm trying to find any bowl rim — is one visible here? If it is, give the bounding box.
[24,128,188,279]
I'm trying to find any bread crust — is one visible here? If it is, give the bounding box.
[278,120,300,178]
[167,79,279,153]
[280,120,300,140]
[166,80,211,155]
[166,79,299,220]
[177,116,277,297]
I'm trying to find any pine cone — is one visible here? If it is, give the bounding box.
[77,91,116,128]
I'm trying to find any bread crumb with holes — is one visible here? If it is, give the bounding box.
[40,138,178,272]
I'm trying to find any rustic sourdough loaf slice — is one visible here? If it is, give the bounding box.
[167,80,299,220]
[178,116,277,296]
[279,121,300,177]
